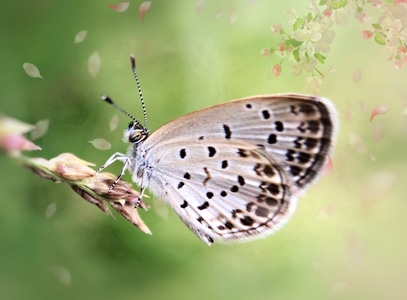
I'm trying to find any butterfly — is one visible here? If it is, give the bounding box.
[97,55,337,246]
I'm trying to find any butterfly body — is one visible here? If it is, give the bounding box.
[108,93,337,245]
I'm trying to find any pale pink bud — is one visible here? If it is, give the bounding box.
[272,64,282,76]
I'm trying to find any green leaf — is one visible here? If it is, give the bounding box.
[307,12,313,22]
[285,39,302,48]
[372,23,382,30]
[292,48,300,62]
[314,53,326,64]
[293,18,305,31]
[319,0,327,6]
[374,32,387,45]
[330,0,347,10]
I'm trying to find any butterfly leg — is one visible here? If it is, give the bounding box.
[97,152,131,191]
[134,186,147,208]
[97,152,127,172]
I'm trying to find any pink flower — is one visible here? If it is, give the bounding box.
[362,30,373,40]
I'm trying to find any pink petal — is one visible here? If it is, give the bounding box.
[359,101,367,112]
[139,1,152,22]
[107,2,130,12]
[88,51,101,77]
[195,0,205,14]
[321,155,333,176]
[31,119,49,140]
[353,68,362,82]
[23,63,43,79]
[345,103,354,121]
[370,105,388,122]
[272,64,281,76]
[74,30,87,44]
[89,138,111,150]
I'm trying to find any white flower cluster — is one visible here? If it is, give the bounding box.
[262,0,407,89]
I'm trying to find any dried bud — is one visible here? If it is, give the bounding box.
[71,185,112,215]
[49,153,95,181]
[109,201,152,235]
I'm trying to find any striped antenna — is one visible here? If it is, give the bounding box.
[130,55,148,128]
[100,95,141,127]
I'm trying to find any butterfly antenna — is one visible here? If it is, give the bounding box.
[100,95,141,127]
[130,55,148,128]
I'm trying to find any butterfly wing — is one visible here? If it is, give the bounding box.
[138,94,337,244]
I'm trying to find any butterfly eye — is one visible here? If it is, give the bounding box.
[128,129,144,143]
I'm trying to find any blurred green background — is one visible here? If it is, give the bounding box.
[1,1,407,299]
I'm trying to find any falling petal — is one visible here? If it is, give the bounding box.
[45,202,57,219]
[369,153,376,161]
[74,30,87,44]
[312,261,322,272]
[107,2,130,12]
[229,8,238,24]
[153,197,169,219]
[361,171,398,212]
[318,203,336,220]
[23,63,43,79]
[331,281,348,295]
[139,1,152,22]
[88,51,101,77]
[89,138,111,150]
[359,101,367,112]
[109,114,119,131]
[401,107,407,116]
[195,0,205,14]
[321,155,333,176]
[49,265,71,287]
[373,122,384,141]
[348,132,367,154]
[353,68,362,82]
[345,103,354,121]
[215,7,222,19]
[370,105,388,122]
[31,119,49,140]
[345,232,365,264]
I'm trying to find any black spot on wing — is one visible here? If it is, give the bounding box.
[223,124,232,139]
[208,146,216,157]
[198,201,209,210]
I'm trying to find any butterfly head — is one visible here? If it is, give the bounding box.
[101,55,149,146]
[124,121,149,144]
